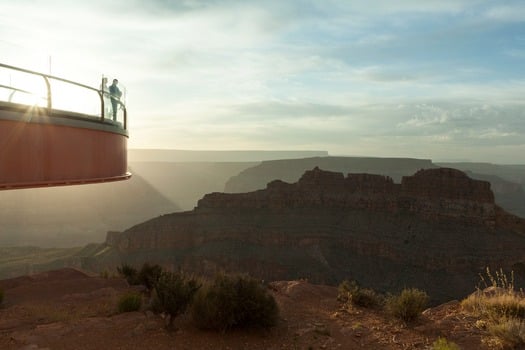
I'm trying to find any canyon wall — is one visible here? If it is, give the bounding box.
[94,167,525,303]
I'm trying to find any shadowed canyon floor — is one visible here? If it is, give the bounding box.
[0,269,499,350]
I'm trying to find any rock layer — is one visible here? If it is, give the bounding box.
[95,167,525,303]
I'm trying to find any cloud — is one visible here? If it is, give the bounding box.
[2,0,525,164]
[485,4,525,22]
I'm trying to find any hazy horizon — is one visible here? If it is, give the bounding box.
[2,1,525,164]
[127,148,525,165]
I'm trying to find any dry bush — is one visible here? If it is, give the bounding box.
[462,267,525,348]
[488,317,525,348]
[480,267,515,291]
[461,268,525,320]
[191,273,279,331]
[338,280,382,308]
[151,270,201,328]
[385,288,429,323]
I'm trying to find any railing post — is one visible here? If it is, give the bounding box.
[123,106,127,130]
[42,76,52,110]
[98,90,105,120]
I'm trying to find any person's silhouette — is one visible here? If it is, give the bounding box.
[109,79,122,121]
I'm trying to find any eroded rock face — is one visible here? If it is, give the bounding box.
[198,167,502,226]
[97,167,525,303]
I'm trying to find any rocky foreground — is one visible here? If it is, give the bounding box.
[0,268,494,350]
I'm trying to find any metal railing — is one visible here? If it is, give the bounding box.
[0,63,127,130]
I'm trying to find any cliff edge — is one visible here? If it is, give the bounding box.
[95,167,525,303]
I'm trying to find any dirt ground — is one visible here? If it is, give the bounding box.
[0,268,496,349]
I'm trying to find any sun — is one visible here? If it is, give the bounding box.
[0,64,102,117]
[0,67,48,107]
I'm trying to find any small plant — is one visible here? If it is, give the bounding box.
[117,263,139,285]
[385,288,429,323]
[461,268,525,320]
[138,263,163,291]
[117,262,163,291]
[338,280,382,308]
[431,337,461,350]
[462,267,525,348]
[191,273,279,331]
[151,270,201,328]
[488,317,525,348]
[118,292,142,313]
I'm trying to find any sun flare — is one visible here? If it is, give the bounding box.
[0,65,102,116]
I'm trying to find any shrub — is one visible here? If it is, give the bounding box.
[0,288,4,305]
[191,274,279,331]
[151,271,201,328]
[385,288,429,323]
[138,263,163,291]
[431,337,461,350]
[488,317,525,348]
[338,280,382,308]
[461,268,525,348]
[118,292,142,313]
[117,263,139,285]
[117,263,163,291]
[461,268,525,320]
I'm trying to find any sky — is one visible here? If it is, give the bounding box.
[1,0,525,164]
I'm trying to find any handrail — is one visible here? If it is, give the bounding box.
[0,62,127,129]
[0,83,34,96]
[0,83,46,103]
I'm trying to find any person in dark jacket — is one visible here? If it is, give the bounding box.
[109,78,122,120]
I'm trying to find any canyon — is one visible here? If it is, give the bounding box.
[90,167,525,303]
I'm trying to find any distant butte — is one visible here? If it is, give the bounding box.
[92,167,525,303]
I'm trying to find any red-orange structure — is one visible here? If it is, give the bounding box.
[0,63,130,190]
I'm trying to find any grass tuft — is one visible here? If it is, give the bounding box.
[462,267,525,348]
[431,337,461,350]
[117,292,142,313]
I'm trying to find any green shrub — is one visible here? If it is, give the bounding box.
[191,274,279,331]
[138,263,163,291]
[151,271,201,328]
[117,263,163,291]
[117,263,139,285]
[338,280,382,308]
[118,292,142,313]
[386,288,429,323]
[431,337,461,350]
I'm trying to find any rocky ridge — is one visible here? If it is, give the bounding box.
[97,167,525,303]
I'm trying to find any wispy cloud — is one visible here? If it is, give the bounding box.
[1,0,525,163]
